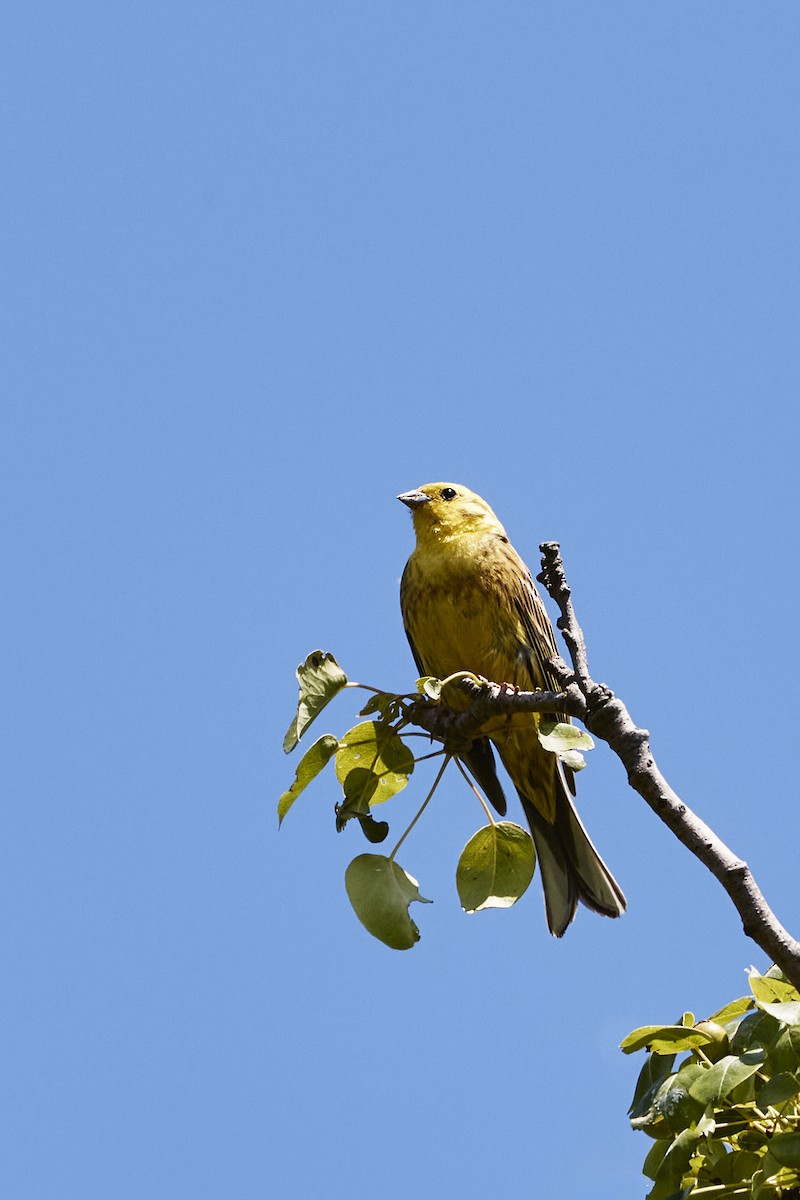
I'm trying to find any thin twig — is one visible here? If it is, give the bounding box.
[400,542,800,989]
[536,541,800,988]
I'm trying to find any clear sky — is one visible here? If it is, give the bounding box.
[4,3,800,1197]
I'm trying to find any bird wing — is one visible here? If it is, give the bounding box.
[509,565,576,796]
[510,566,562,694]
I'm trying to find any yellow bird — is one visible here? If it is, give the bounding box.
[398,482,626,936]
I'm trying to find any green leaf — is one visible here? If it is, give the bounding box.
[357,815,390,844]
[417,676,442,700]
[559,750,588,772]
[456,822,536,912]
[537,721,594,753]
[335,721,414,803]
[756,999,800,1026]
[283,651,348,753]
[648,1124,704,1200]
[688,1049,767,1105]
[703,1149,763,1186]
[629,1051,677,1120]
[341,767,380,809]
[736,1128,770,1153]
[344,854,431,950]
[641,1139,669,1182]
[537,720,595,750]
[358,691,403,720]
[334,774,390,843]
[277,734,339,823]
[659,1064,707,1133]
[757,1070,800,1108]
[768,1133,800,1169]
[621,1025,719,1055]
[767,1025,800,1073]
[630,1065,705,1136]
[537,722,594,772]
[729,1008,782,1055]
[693,1139,733,1187]
[709,996,753,1026]
[335,768,380,830]
[749,969,800,1025]
[749,968,800,1004]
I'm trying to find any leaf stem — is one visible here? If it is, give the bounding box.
[414,750,448,764]
[439,670,484,689]
[453,756,496,825]
[388,756,451,863]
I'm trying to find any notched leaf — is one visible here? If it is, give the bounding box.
[345,854,431,950]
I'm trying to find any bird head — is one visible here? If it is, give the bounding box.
[397,483,505,545]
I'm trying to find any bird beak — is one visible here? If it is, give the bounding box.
[397,489,431,509]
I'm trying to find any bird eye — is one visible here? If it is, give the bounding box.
[440,487,457,500]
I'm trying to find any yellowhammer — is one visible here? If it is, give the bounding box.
[398,482,626,936]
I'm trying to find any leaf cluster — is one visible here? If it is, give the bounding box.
[278,651,586,949]
[622,966,800,1199]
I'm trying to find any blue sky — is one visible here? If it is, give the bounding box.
[4,3,800,1197]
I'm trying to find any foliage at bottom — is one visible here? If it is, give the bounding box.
[623,966,800,1198]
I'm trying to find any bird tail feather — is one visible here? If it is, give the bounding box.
[519,792,626,938]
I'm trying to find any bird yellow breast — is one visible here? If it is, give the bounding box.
[402,542,528,686]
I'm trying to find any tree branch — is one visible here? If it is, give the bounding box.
[404,543,800,989]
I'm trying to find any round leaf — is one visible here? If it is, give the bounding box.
[335,721,414,804]
[456,821,535,912]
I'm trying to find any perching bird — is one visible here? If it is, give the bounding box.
[398,482,626,936]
